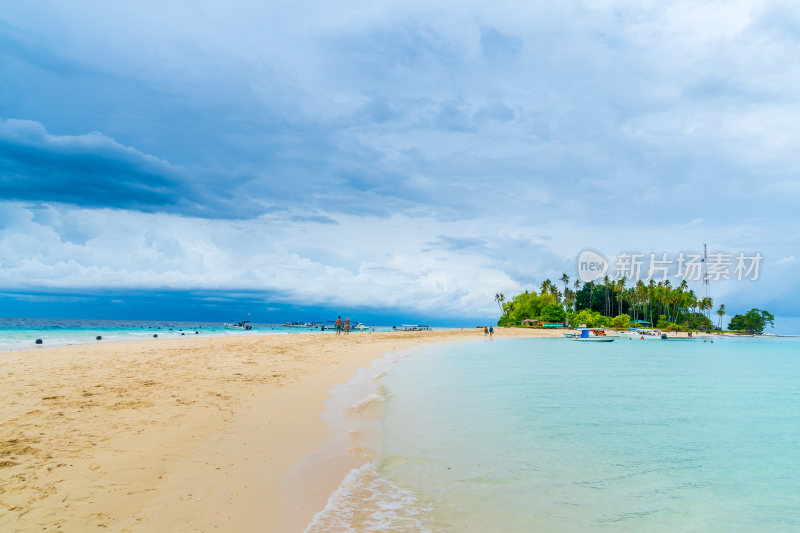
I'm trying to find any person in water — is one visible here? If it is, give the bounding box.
[344,317,351,335]
[335,316,343,335]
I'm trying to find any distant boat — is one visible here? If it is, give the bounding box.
[573,328,614,342]
[393,324,431,331]
[224,320,253,330]
[621,328,664,339]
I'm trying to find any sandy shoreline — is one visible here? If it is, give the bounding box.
[1,327,558,532]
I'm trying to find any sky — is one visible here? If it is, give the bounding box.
[1,1,799,329]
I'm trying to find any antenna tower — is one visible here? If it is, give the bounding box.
[702,243,709,297]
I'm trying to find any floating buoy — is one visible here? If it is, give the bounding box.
[35,338,43,345]
[96,336,102,341]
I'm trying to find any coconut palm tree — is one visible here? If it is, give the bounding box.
[495,293,505,314]
[647,279,656,324]
[716,303,726,329]
[700,297,713,321]
[616,277,626,316]
[540,279,552,295]
[636,280,646,322]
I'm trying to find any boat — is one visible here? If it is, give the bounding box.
[563,332,577,338]
[621,328,665,339]
[393,324,431,331]
[224,320,253,330]
[573,328,615,342]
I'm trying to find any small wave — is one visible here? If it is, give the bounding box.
[372,371,387,380]
[345,393,384,413]
[304,462,431,533]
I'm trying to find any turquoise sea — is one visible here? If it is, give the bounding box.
[308,336,800,532]
[0,317,397,352]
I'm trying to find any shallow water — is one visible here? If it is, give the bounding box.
[0,317,392,352]
[310,336,800,532]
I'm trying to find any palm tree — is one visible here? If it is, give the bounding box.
[635,280,646,322]
[700,297,713,321]
[716,304,726,330]
[561,274,569,309]
[540,279,552,295]
[495,293,505,314]
[603,275,611,316]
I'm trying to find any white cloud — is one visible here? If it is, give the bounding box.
[1,201,796,316]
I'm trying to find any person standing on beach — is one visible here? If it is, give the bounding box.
[484,326,489,336]
[344,317,350,335]
[335,316,343,335]
[489,326,494,337]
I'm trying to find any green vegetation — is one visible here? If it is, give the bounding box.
[728,309,775,334]
[567,309,608,328]
[541,303,566,323]
[497,275,773,333]
[496,289,557,327]
[610,314,631,329]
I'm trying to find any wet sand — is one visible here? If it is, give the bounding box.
[0,327,558,532]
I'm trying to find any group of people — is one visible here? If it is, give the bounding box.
[335,316,350,335]
[483,326,494,337]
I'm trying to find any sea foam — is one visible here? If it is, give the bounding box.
[303,462,430,533]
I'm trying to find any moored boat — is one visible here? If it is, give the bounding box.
[224,320,253,330]
[393,324,431,331]
[573,328,614,342]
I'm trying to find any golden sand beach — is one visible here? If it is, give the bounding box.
[1,327,560,532]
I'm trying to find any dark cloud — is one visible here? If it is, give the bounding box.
[0,119,194,213]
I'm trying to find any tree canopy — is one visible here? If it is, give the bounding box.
[728,309,775,334]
